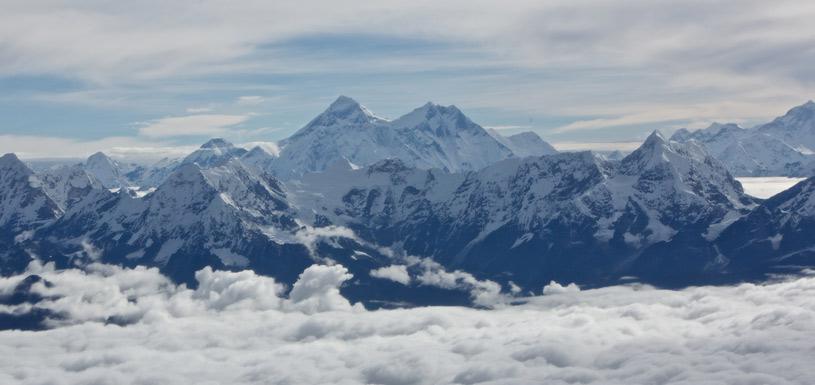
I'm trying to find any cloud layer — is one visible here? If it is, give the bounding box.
[3,0,815,148]
[1,262,814,384]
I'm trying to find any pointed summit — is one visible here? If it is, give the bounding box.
[182,138,248,169]
[154,162,218,206]
[642,130,668,147]
[288,96,386,141]
[0,153,61,232]
[619,130,673,174]
[505,131,558,157]
[327,95,360,111]
[0,153,27,170]
[87,151,112,163]
[391,102,474,136]
[84,151,130,189]
[322,95,381,121]
[86,151,120,174]
[200,138,234,150]
[402,102,464,121]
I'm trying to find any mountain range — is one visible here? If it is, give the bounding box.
[2,97,815,306]
[671,101,815,176]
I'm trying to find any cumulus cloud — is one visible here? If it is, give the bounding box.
[411,258,505,307]
[1,262,815,384]
[287,264,358,314]
[542,281,581,295]
[370,265,411,285]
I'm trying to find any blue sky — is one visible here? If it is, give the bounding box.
[1,0,814,158]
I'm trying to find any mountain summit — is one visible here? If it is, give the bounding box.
[758,100,815,153]
[272,97,552,179]
[182,138,248,168]
[672,101,815,177]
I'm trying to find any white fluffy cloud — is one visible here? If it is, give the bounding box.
[370,265,411,285]
[2,262,814,384]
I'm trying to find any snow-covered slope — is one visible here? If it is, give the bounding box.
[37,163,104,210]
[389,102,514,171]
[241,145,279,175]
[84,152,132,189]
[288,130,754,287]
[272,96,533,179]
[716,176,815,274]
[671,123,748,154]
[671,102,815,177]
[181,138,248,168]
[0,154,61,234]
[4,99,815,302]
[272,96,398,180]
[716,134,812,176]
[488,130,558,157]
[0,154,62,273]
[758,100,815,153]
[35,158,312,283]
[127,157,182,188]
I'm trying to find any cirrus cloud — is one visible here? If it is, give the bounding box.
[138,114,250,138]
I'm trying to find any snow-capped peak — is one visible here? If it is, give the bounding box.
[182,138,248,169]
[322,95,383,122]
[327,95,363,113]
[0,153,26,170]
[757,100,815,153]
[670,123,745,142]
[764,100,815,125]
[641,130,669,148]
[283,96,387,144]
[85,151,119,173]
[243,145,273,161]
[37,163,104,210]
[787,100,815,114]
[620,130,686,174]
[83,151,131,189]
[200,138,236,150]
[0,153,61,232]
[391,102,472,135]
[497,131,558,157]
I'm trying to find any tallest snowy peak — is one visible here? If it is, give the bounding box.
[391,101,473,134]
[328,95,361,111]
[414,102,463,118]
[323,95,381,120]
